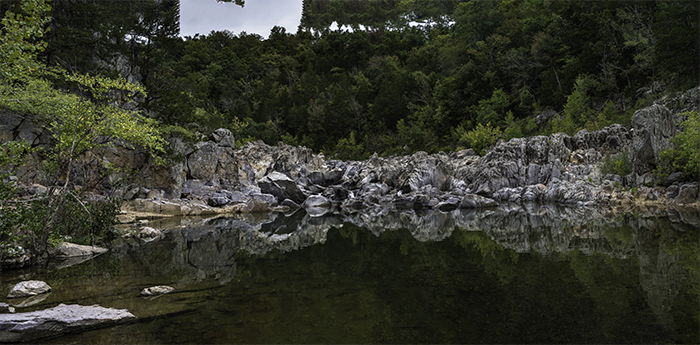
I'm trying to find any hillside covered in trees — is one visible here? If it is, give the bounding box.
[2,0,697,159]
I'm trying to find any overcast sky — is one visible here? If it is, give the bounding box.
[180,0,303,38]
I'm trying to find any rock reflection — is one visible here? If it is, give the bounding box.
[114,204,700,286]
[103,204,698,343]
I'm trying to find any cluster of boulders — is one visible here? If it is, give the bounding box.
[112,87,698,219]
[4,88,699,221]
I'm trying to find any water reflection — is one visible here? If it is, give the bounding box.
[2,205,698,343]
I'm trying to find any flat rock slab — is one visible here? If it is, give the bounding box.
[50,242,108,258]
[0,304,135,343]
[7,281,51,298]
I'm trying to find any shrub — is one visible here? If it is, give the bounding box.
[1,190,118,261]
[333,131,368,161]
[457,122,502,155]
[503,111,523,140]
[600,151,633,176]
[550,112,578,135]
[658,111,700,180]
[161,125,198,142]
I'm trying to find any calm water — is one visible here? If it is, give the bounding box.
[1,205,698,344]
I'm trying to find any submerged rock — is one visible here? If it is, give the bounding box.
[0,304,135,343]
[7,281,51,299]
[140,285,174,296]
[676,183,698,204]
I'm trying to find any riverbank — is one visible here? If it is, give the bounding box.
[2,88,698,270]
[107,87,699,220]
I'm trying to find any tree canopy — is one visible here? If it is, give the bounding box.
[1,0,697,160]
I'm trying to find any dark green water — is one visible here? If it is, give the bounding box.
[1,206,699,344]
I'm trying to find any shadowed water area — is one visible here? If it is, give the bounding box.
[1,205,698,344]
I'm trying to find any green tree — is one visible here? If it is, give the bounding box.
[472,88,511,127]
[562,75,595,128]
[0,0,165,256]
[503,111,523,140]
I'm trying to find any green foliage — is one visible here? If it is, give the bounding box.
[600,152,633,176]
[457,123,502,156]
[586,101,618,131]
[471,89,510,127]
[0,141,31,256]
[3,0,696,161]
[0,0,165,260]
[562,75,595,129]
[49,196,119,246]
[333,131,367,161]
[112,0,695,157]
[1,192,118,258]
[550,112,578,136]
[0,0,166,166]
[161,125,198,142]
[395,105,442,154]
[0,0,50,81]
[658,111,700,180]
[503,111,523,140]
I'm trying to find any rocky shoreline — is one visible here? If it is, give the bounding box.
[2,88,698,271]
[107,88,699,222]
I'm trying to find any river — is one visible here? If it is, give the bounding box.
[2,204,698,343]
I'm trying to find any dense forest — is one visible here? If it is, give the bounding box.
[1,0,697,159]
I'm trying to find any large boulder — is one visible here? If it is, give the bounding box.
[304,195,331,209]
[7,281,51,299]
[0,304,135,343]
[185,130,239,187]
[0,304,13,314]
[237,193,277,213]
[676,183,698,204]
[630,87,700,174]
[630,104,677,173]
[258,172,307,203]
[234,141,325,184]
[49,242,108,258]
[187,143,225,182]
[307,168,345,187]
[210,128,234,147]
